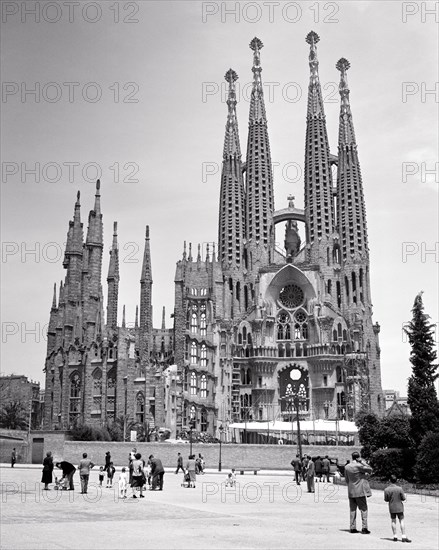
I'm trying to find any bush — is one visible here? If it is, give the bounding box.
[414,432,439,484]
[370,448,416,481]
[70,424,111,441]
[375,416,414,449]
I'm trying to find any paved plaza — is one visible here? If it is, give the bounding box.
[1,466,437,549]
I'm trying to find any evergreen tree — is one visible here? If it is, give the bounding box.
[405,292,439,444]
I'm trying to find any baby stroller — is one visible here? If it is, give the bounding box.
[54,476,68,491]
[181,471,194,488]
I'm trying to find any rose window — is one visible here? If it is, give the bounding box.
[279,284,304,309]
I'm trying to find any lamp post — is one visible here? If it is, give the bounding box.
[293,396,303,460]
[218,424,224,472]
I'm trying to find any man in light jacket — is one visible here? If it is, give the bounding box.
[344,451,373,534]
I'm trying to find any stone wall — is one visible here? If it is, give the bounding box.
[54,441,360,470]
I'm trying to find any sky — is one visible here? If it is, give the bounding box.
[1,1,438,396]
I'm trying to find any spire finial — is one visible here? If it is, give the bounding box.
[183,241,187,261]
[223,69,241,158]
[336,58,356,144]
[306,31,320,85]
[122,305,126,328]
[145,225,150,240]
[206,243,210,263]
[197,243,201,263]
[336,57,351,105]
[161,306,166,330]
[212,242,216,262]
[188,243,193,262]
[250,37,263,78]
[96,179,101,192]
[76,190,80,203]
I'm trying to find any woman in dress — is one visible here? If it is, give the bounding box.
[131,452,145,498]
[186,454,196,488]
[41,451,54,490]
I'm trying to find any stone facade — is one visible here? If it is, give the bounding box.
[43,33,384,439]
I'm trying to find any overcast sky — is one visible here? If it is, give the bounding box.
[1,1,438,396]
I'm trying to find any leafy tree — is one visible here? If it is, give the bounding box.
[70,424,111,441]
[414,432,439,484]
[405,292,439,444]
[375,416,414,450]
[355,411,380,459]
[0,401,28,430]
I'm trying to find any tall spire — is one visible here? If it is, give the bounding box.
[336,58,357,146]
[223,69,241,157]
[245,37,274,271]
[63,191,83,304]
[140,225,152,283]
[303,31,335,259]
[218,68,246,320]
[161,306,166,330]
[336,58,368,262]
[52,282,57,309]
[106,221,120,330]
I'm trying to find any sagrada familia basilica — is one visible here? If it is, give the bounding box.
[43,33,384,438]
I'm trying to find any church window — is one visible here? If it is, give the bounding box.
[200,409,208,432]
[327,279,332,295]
[69,372,81,426]
[344,276,350,304]
[136,392,145,424]
[294,310,308,340]
[336,281,342,308]
[279,284,304,309]
[92,368,102,413]
[200,375,207,398]
[200,344,207,368]
[277,311,291,340]
[190,342,197,364]
[200,304,207,336]
[190,372,197,395]
[106,369,116,421]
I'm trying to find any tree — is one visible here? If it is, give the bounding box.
[374,416,414,450]
[355,410,380,459]
[414,432,439,483]
[405,292,439,444]
[0,401,28,430]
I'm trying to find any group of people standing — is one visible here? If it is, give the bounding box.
[41,451,95,494]
[128,448,165,498]
[290,454,332,492]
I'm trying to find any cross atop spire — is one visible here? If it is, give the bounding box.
[223,69,241,158]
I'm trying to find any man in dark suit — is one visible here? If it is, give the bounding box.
[344,451,373,534]
[149,454,165,491]
[290,454,302,485]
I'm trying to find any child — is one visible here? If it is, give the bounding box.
[106,462,116,488]
[384,475,412,543]
[98,466,105,487]
[225,473,235,487]
[118,467,128,499]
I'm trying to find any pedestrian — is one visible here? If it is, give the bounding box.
[104,451,111,473]
[128,447,137,486]
[149,454,165,491]
[384,474,412,543]
[55,460,76,490]
[106,461,116,488]
[314,456,323,482]
[198,453,205,474]
[322,455,331,483]
[186,454,196,488]
[78,452,95,494]
[131,452,145,498]
[99,466,105,486]
[175,452,184,474]
[41,451,54,490]
[118,467,128,499]
[344,451,372,534]
[306,456,315,493]
[290,454,302,485]
[301,455,308,482]
[11,448,16,468]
